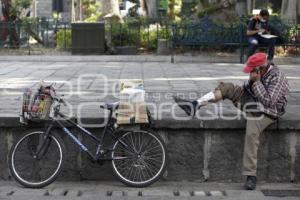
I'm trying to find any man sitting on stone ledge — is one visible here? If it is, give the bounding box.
[174,53,289,190]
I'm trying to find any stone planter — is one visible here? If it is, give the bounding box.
[115,46,138,55]
[71,22,105,55]
[157,39,170,55]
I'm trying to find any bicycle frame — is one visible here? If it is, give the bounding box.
[40,108,131,162]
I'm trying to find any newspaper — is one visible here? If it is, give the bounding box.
[259,34,278,39]
[117,79,148,124]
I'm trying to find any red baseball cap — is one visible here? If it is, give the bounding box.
[243,53,267,73]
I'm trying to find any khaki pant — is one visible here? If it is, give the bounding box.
[216,82,275,176]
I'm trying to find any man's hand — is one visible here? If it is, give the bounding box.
[258,28,266,34]
[250,71,261,82]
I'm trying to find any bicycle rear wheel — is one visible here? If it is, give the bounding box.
[111,130,167,187]
[8,129,65,188]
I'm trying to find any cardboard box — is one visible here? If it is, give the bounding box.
[117,79,149,125]
[117,102,149,125]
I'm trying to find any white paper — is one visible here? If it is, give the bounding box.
[259,34,278,39]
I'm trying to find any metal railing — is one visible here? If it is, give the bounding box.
[0,17,299,55]
[0,18,71,54]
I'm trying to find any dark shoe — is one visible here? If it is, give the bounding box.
[173,96,198,117]
[244,176,257,190]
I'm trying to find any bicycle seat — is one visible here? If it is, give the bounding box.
[100,102,119,111]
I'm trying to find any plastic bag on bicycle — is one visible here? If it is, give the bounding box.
[117,80,149,125]
[20,83,56,124]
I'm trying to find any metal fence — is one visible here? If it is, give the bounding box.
[108,20,171,50]
[0,18,71,54]
[0,17,299,55]
[0,18,171,54]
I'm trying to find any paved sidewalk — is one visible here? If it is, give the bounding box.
[0,55,299,64]
[0,181,299,200]
[0,59,299,121]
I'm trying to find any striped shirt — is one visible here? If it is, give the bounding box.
[251,65,289,118]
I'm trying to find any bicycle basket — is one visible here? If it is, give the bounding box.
[20,85,55,123]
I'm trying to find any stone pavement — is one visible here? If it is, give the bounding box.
[0,55,299,64]
[0,181,300,200]
[0,57,299,121]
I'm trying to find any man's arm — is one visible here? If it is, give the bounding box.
[247,29,260,36]
[247,19,258,36]
[246,18,267,36]
[251,73,284,108]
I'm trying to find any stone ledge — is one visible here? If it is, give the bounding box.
[1,117,300,130]
[1,117,299,182]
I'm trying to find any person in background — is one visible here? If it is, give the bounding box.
[247,9,276,63]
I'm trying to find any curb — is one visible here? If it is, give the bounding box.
[0,55,298,64]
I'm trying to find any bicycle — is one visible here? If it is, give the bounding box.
[8,89,167,188]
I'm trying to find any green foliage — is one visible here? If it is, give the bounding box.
[168,0,182,21]
[15,0,32,8]
[56,29,72,49]
[110,23,139,46]
[255,2,273,10]
[109,21,171,50]
[142,24,170,49]
[10,0,32,18]
[19,17,38,32]
[82,0,102,22]
[140,24,159,49]
[197,3,219,18]
[196,0,236,19]
[160,0,169,11]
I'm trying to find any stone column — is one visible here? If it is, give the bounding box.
[281,0,299,23]
[36,0,52,18]
[145,0,158,19]
[247,0,255,14]
[236,0,247,16]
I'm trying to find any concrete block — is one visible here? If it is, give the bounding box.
[266,131,291,182]
[163,130,204,181]
[209,190,223,196]
[193,191,206,196]
[142,190,173,196]
[178,190,191,197]
[208,130,244,182]
[58,128,81,181]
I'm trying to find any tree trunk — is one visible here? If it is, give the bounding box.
[99,0,120,17]
[100,0,121,51]
[236,0,247,16]
[71,0,75,22]
[139,0,147,16]
[246,0,254,14]
[145,0,158,19]
[281,0,298,22]
[195,0,239,22]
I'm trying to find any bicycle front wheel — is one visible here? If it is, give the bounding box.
[112,130,167,187]
[8,129,65,188]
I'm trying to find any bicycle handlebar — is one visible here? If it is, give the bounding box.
[53,96,67,106]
